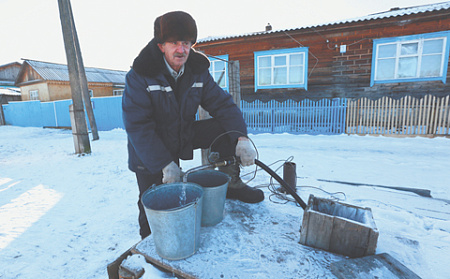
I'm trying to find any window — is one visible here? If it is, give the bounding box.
[208,55,228,91]
[29,90,39,100]
[371,31,450,86]
[254,47,308,91]
[113,89,124,96]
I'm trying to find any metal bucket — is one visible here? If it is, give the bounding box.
[187,170,230,227]
[141,183,203,260]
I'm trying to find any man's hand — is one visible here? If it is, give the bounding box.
[235,137,256,166]
[162,161,181,184]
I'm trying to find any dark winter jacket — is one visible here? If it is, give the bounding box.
[122,39,247,174]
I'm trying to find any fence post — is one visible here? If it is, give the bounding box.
[0,104,5,125]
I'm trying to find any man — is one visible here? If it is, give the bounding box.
[122,11,264,239]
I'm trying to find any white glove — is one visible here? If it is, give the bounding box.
[162,161,181,184]
[235,137,256,166]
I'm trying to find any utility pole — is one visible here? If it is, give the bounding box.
[58,0,98,155]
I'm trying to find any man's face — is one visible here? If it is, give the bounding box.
[158,40,192,72]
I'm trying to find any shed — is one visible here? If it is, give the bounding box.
[15,59,127,102]
[0,62,22,87]
[195,2,450,102]
[0,62,22,105]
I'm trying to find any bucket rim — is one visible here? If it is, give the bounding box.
[141,182,204,212]
[186,169,231,187]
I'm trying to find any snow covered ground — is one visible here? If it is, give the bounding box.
[0,125,449,278]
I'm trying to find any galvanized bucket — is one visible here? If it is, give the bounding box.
[187,170,230,227]
[141,183,203,260]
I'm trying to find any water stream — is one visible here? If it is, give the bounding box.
[180,183,187,206]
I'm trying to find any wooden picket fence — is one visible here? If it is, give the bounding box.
[346,95,450,137]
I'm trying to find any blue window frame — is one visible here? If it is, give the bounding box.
[208,55,228,92]
[254,47,308,91]
[371,31,450,86]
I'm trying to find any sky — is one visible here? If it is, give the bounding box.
[0,0,445,71]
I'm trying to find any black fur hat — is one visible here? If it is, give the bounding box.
[154,11,197,44]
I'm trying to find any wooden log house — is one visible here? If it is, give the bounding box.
[195,2,450,103]
[14,59,127,102]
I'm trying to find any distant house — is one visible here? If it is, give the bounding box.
[0,62,21,88]
[0,62,22,104]
[15,60,127,102]
[195,2,450,102]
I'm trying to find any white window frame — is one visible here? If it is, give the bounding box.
[29,90,39,100]
[371,31,450,86]
[208,55,229,92]
[254,47,308,91]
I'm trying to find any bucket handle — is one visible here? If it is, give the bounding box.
[163,196,202,212]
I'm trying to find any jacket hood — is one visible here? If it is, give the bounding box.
[132,39,210,78]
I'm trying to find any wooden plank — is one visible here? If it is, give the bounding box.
[131,249,198,279]
[369,98,375,134]
[107,247,134,279]
[412,97,418,134]
[330,217,373,258]
[300,211,334,250]
[364,98,369,134]
[418,97,424,135]
[352,98,357,134]
[376,98,381,134]
[402,96,407,135]
[439,96,446,135]
[366,228,379,256]
[360,98,365,134]
[387,97,393,135]
[392,98,397,134]
[444,96,450,135]
[429,95,437,135]
[383,97,387,135]
[404,96,411,135]
[434,96,440,135]
[357,98,362,134]
[346,99,353,134]
[330,253,421,279]
[424,95,431,135]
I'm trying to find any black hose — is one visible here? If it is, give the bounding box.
[255,159,307,210]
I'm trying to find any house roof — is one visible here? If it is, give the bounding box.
[0,87,21,96]
[20,60,127,84]
[0,62,21,69]
[0,81,16,87]
[198,1,450,43]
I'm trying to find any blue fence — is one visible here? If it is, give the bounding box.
[242,98,347,135]
[2,97,346,135]
[2,96,124,130]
